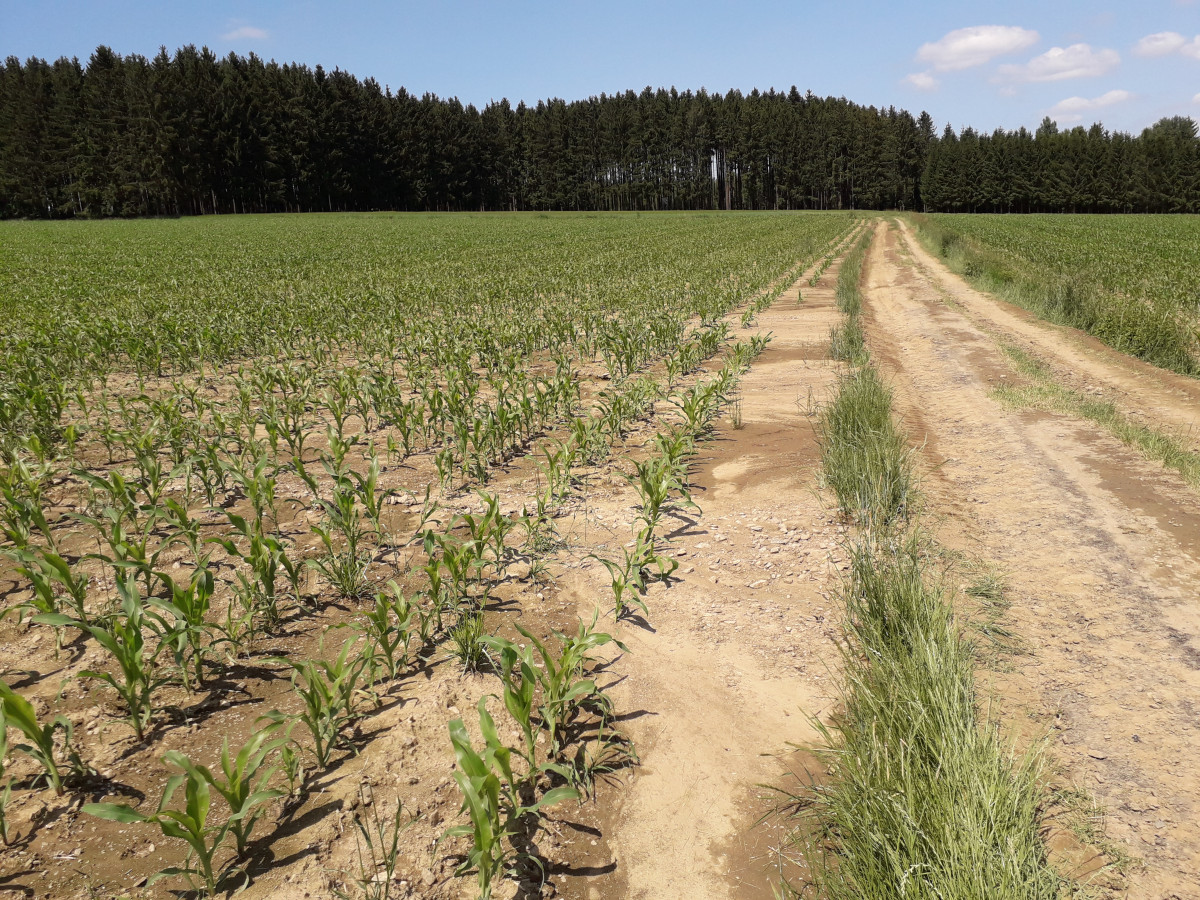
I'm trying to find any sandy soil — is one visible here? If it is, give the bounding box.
[550,250,859,899]
[865,219,1200,900]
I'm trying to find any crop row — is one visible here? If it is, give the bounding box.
[0,213,853,896]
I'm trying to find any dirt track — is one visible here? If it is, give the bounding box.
[555,220,1200,900]
[865,219,1200,899]
[553,245,856,899]
[896,219,1200,446]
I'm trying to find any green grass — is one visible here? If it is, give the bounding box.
[835,229,871,318]
[797,535,1058,900]
[993,343,1200,489]
[909,214,1200,376]
[816,366,912,527]
[828,317,867,364]
[827,229,873,366]
[1049,785,1141,882]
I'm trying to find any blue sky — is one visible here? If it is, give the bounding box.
[2,0,1198,134]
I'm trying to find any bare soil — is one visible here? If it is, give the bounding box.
[551,251,856,899]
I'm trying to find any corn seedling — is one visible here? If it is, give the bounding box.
[442,698,578,900]
[268,636,369,769]
[84,760,241,897]
[147,566,216,691]
[164,727,285,858]
[0,711,11,845]
[42,574,172,741]
[0,679,86,795]
[356,581,416,682]
[513,616,624,759]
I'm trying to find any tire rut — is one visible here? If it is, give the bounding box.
[863,219,1200,900]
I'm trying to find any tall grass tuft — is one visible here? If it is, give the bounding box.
[828,317,867,364]
[800,536,1058,900]
[816,366,912,527]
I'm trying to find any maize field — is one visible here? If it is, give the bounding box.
[0,211,855,899]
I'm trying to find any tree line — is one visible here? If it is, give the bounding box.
[1,45,1197,217]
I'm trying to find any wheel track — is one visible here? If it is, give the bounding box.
[863,219,1200,900]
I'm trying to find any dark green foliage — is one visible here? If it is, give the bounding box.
[0,50,931,217]
[921,117,1200,214]
[3,48,1196,219]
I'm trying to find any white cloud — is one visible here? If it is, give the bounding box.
[1194,92,1200,103]
[221,25,269,41]
[1049,89,1133,115]
[1133,31,1186,57]
[904,71,939,90]
[997,44,1120,82]
[917,25,1039,71]
[1184,36,1200,59]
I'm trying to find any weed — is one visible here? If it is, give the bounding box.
[336,786,413,900]
[449,610,489,673]
[816,365,912,528]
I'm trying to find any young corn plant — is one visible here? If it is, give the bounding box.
[42,574,172,741]
[507,617,625,760]
[589,531,677,622]
[269,637,369,769]
[0,711,10,845]
[348,455,399,547]
[2,546,89,651]
[84,762,240,897]
[147,566,216,691]
[306,470,373,601]
[164,728,285,858]
[0,680,86,795]
[537,439,576,501]
[483,640,540,771]
[355,581,416,683]
[0,452,58,551]
[442,698,578,900]
[210,511,300,633]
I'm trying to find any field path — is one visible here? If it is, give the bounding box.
[895,218,1200,445]
[863,219,1200,900]
[558,247,855,899]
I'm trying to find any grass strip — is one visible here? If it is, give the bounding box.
[800,534,1059,900]
[819,229,912,527]
[906,215,1199,377]
[791,239,1060,897]
[828,228,873,366]
[993,343,1200,489]
[816,366,912,527]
